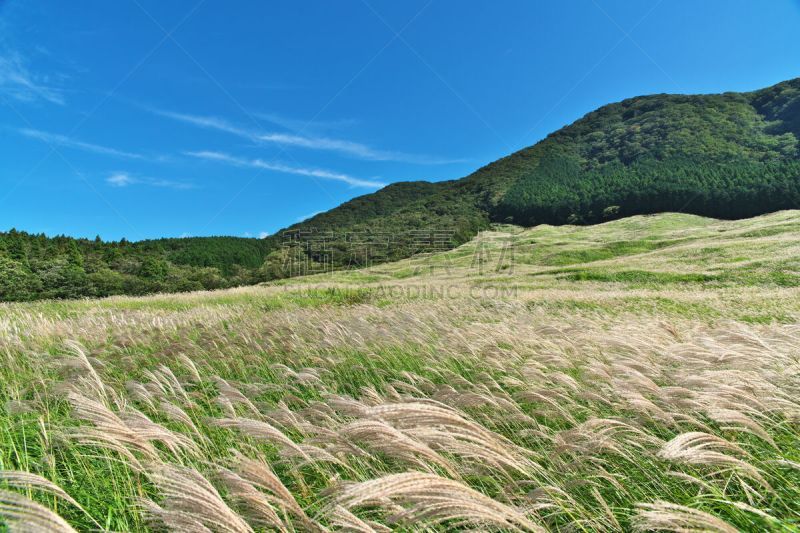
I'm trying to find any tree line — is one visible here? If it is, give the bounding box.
[0,231,276,301]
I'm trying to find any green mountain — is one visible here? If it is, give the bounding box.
[284,77,800,240]
[2,78,799,301]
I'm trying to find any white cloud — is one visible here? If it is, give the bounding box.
[106,173,135,187]
[0,51,65,105]
[254,111,357,134]
[148,108,252,138]
[185,150,386,189]
[106,172,194,190]
[151,107,462,164]
[295,210,323,222]
[19,128,144,159]
[256,132,387,160]
[148,178,196,190]
[258,231,270,239]
[255,132,464,164]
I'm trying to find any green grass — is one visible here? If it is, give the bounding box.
[1,211,800,531]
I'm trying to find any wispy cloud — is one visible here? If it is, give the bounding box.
[295,210,323,222]
[18,128,144,159]
[244,230,274,238]
[106,172,195,190]
[107,173,136,187]
[0,50,65,105]
[185,150,386,189]
[254,111,358,134]
[151,107,463,164]
[148,108,252,138]
[255,131,463,164]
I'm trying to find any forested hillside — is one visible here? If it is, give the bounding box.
[0,230,275,301]
[495,80,800,224]
[287,77,800,231]
[267,77,799,273]
[3,78,799,300]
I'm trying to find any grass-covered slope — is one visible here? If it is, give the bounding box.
[1,212,799,531]
[285,209,800,321]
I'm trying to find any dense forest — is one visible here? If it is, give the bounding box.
[3,78,799,301]
[495,82,800,224]
[0,231,275,301]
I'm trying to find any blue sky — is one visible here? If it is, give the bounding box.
[1,0,799,241]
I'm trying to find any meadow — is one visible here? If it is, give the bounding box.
[1,211,799,531]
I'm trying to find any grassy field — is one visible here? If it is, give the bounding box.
[1,211,799,531]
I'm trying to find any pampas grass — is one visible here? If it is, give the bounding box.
[330,472,544,532]
[633,501,738,532]
[0,489,79,533]
[1,212,800,530]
